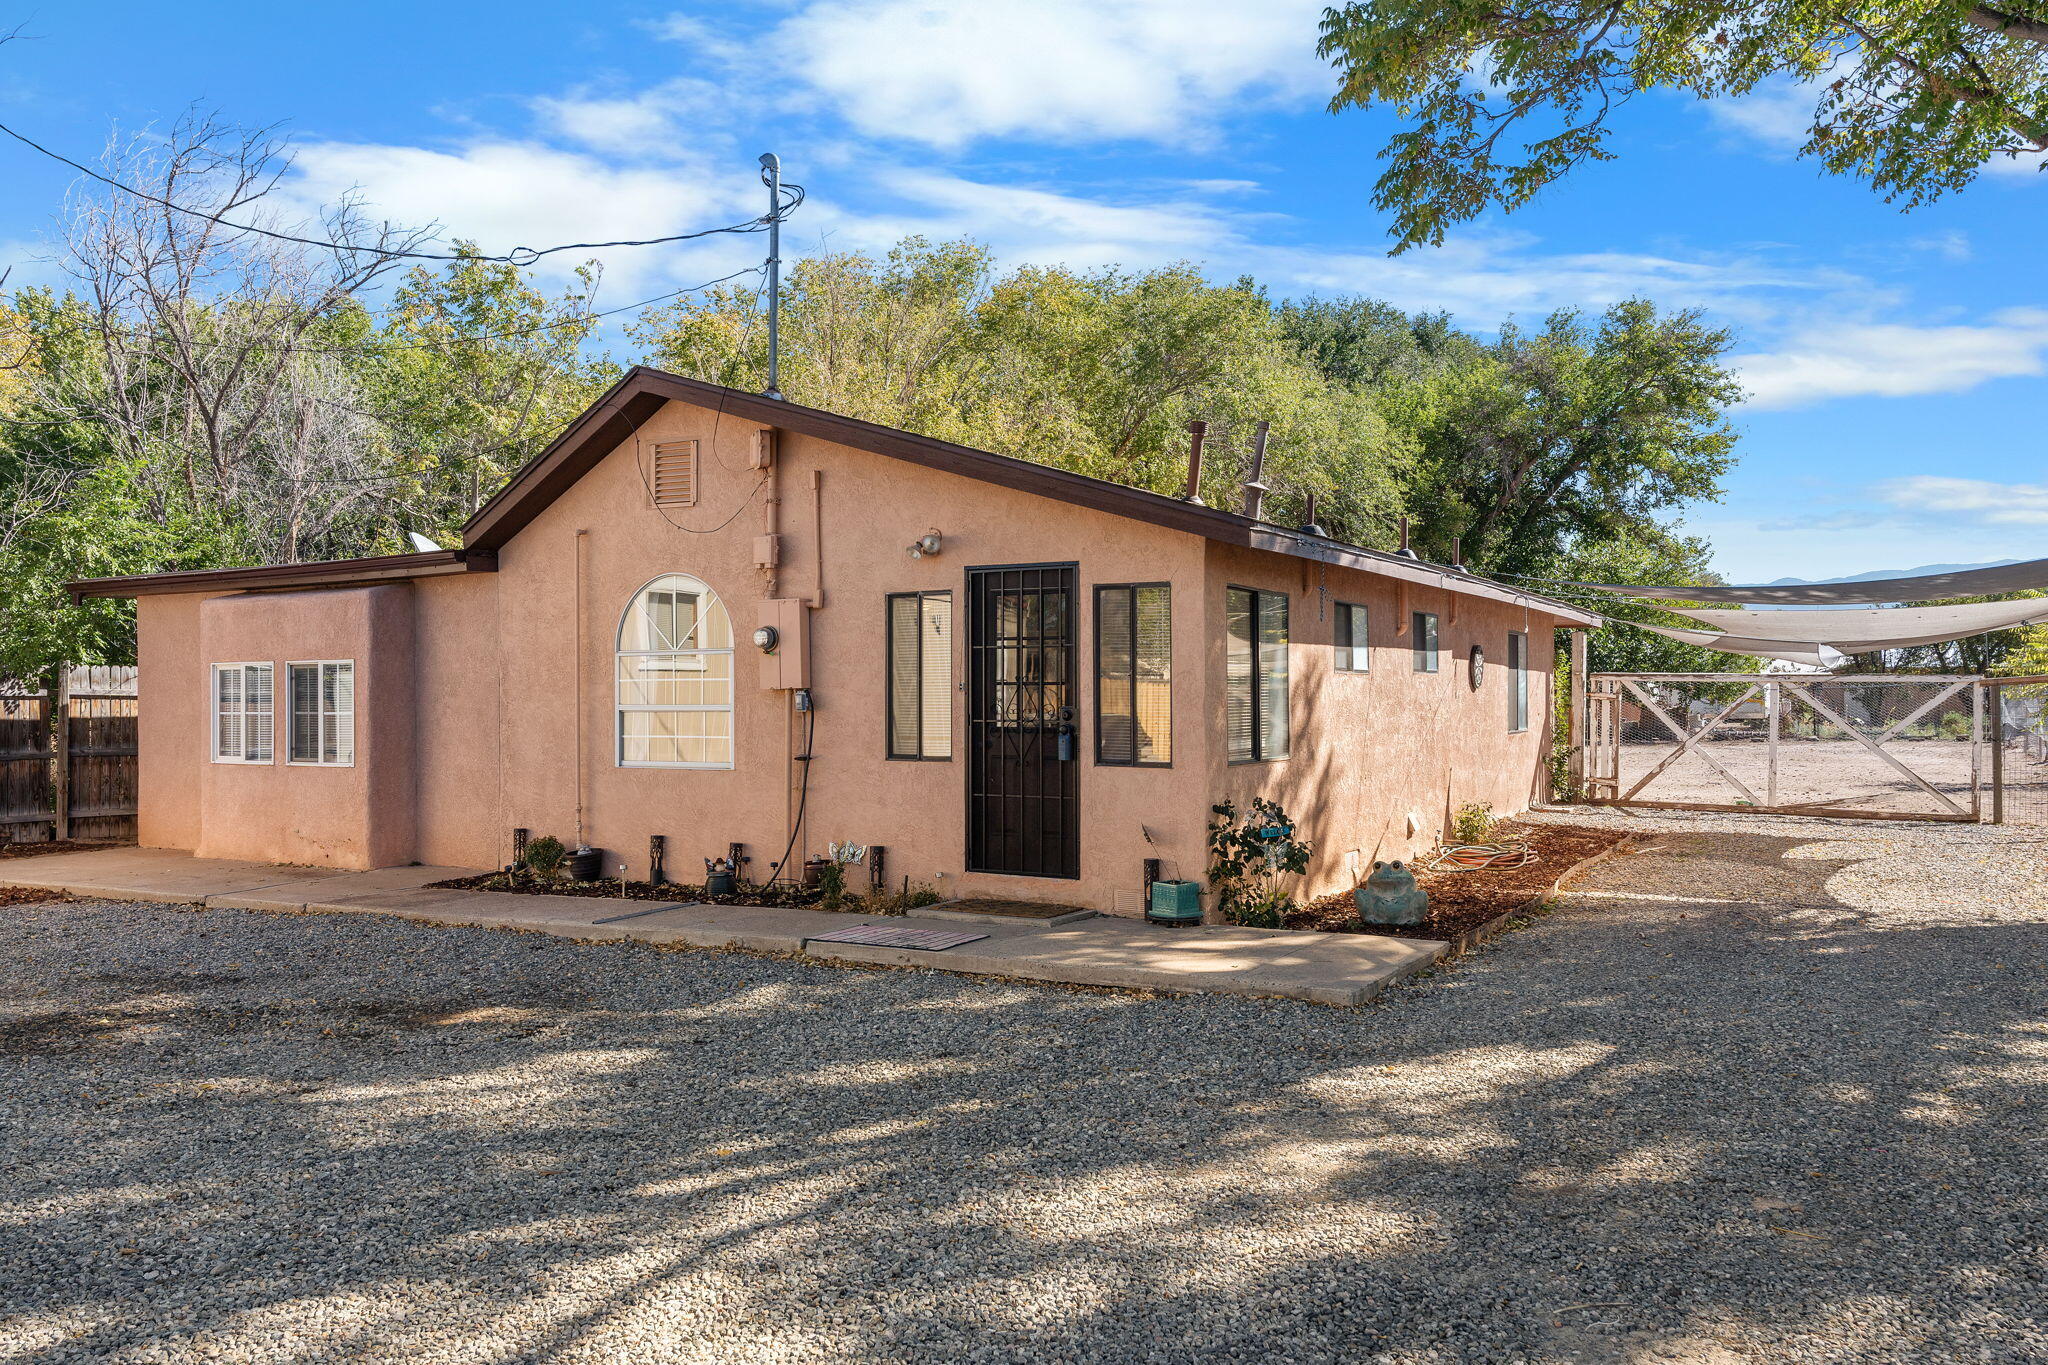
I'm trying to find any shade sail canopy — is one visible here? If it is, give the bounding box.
[1574,556,2048,605]
[1636,623,1838,668]
[1669,599,2048,652]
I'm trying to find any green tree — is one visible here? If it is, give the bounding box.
[1318,0,2048,250]
[632,238,1415,543]
[1341,299,1740,575]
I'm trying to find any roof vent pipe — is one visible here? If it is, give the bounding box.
[1298,491,1327,539]
[1450,536,1467,573]
[1240,420,1270,520]
[1394,515,1419,560]
[1181,421,1208,504]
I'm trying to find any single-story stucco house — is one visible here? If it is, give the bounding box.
[71,367,1597,913]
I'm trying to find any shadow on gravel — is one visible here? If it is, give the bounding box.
[1,869,2044,1364]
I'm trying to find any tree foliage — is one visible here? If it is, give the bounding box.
[1319,0,2048,249]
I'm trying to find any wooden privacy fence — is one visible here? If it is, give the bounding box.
[0,666,139,843]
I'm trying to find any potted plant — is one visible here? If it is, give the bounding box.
[566,845,604,882]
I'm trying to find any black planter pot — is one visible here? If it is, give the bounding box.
[566,847,604,882]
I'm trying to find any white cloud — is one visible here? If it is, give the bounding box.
[1733,310,2048,409]
[532,80,732,156]
[1874,476,2048,527]
[285,140,761,289]
[1705,82,1813,153]
[763,0,1330,147]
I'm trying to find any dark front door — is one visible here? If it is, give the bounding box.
[967,564,1080,878]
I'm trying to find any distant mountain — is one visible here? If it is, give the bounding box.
[1760,560,2021,587]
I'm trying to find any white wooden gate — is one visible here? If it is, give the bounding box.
[1583,673,1984,823]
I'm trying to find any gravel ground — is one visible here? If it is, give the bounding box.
[2,810,2045,1364]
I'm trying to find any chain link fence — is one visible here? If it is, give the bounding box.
[1985,677,2048,825]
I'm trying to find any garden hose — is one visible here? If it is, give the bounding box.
[1427,841,1539,871]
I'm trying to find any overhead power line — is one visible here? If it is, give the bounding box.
[0,118,803,265]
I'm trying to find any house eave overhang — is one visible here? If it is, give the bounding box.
[66,548,495,603]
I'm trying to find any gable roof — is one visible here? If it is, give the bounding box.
[459,366,1596,623]
[72,365,1595,624]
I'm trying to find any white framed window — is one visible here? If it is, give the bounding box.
[1335,602,1369,673]
[1412,611,1440,672]
[887,590,954,760]
[287,661,355,766]
[1508,631,1529,732]
[211,662,274,764]
[1225,586,1289,763]
[617,573,734,768]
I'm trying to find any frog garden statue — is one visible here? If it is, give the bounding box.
[1356,860,1428,926]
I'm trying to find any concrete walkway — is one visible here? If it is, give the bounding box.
[0,846,1443,1007]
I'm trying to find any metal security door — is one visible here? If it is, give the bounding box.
[967,564,1079,878]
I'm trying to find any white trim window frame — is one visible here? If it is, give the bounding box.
[616,573,735,770]
[210,662,274,764]
[1507,631,1530,732]
[287,660,356,766]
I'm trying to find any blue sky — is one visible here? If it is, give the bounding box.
[3,1,2045,583]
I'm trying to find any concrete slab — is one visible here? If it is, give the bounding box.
[210,866,486,913]
[910,904,1098,927]
[2,846,1448,1006]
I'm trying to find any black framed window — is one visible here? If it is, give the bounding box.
[1412,611,1439,672]
[1508,631,1529,732]
[887,591,953,759]
[1096,583,1171,766]
[1335,602,1369,673]
[1226,586,1289,763]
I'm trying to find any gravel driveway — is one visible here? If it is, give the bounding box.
[2,809,2045,1364]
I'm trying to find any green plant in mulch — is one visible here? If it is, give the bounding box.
[1207,797,1312,928]
[854,879,943,916]
[522,834,567,879]
[816,859,847,910]
[1449,801,1500,845]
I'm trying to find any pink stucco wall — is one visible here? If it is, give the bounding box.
[134,395,1580,911]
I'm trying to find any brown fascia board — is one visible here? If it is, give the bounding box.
[67,549,494,603]
[460,367,1599,626]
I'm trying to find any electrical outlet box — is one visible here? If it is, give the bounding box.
[753,534,781,568]
[758,599,809,690]
[748,429,777,470]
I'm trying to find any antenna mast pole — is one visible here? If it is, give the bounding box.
[759,152,784,401]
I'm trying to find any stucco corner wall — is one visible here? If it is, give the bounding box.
[193,584,417,870]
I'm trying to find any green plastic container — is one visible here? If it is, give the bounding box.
[1147,879,1203,924]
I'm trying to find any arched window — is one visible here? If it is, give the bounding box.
[617,574,734,768]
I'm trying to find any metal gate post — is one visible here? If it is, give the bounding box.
[1971,680,1984,820]
[1766,679,1780,809]
[1568,630,1589,798]
[1987,681,2003,824]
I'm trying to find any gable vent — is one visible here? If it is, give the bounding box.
[650,440,699,507]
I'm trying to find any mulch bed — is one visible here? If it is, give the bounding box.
[425,871,823,909]
[0,885,74,907]
[1289,822,1632,942]
[0,840,119,859]
[942,898,1090,919]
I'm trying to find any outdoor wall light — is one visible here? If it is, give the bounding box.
[907,530,943,559]
[752,625,779,653]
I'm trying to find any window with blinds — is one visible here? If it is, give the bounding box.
[887,590,953,759]
[617,573,734,767]
[650,440,698,507]
[1412,611,1440,672]
[1225,586,1289,763]
[1095,583,1171,766]
[288,661,356,766]
[1335,602,1369,672]
[211,662,273,763]
[1508,631,1529,732]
